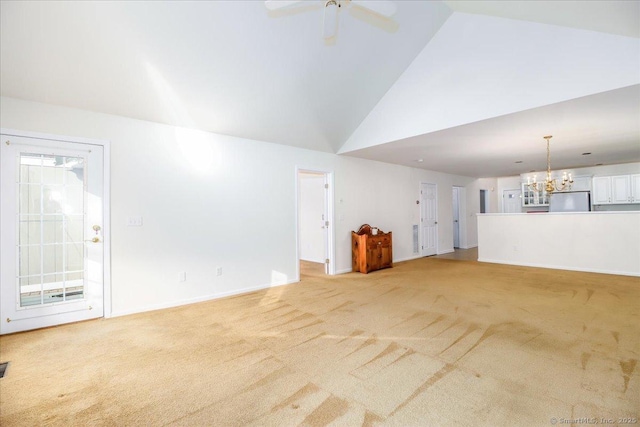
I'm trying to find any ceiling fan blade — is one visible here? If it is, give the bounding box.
[350,1,397,18]
[323,1,339,38]
[264,1,304,11]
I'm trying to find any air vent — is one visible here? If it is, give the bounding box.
[0,362,9,378]
[413,225,419,254]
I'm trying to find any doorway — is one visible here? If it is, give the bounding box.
[420,182,438,257]
[503,189,522,213]
[296,169,333,279]
[0,130,110,334]
[480,189,490,214]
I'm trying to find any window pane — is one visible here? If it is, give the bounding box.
[65,158,84,184]
[67,216,84,243]
[63,185,84,215]
[66,243,84,272]
[19,246,41,278]
[43,215,63,245]
[19,216,41,246]
[43,244,63,275]
[43,185,64,214]
[20,184,41,214]
[20,153,42,184]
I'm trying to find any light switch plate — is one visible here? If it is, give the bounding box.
[127,216,143,226]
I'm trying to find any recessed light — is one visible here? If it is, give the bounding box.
[514,161,523,164]
[415,159,424,163]
[582,152,592,155]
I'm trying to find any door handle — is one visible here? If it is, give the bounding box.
[85,237,100,243]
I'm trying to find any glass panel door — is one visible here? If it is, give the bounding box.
[1,134,105,334]
[18,153,86,308]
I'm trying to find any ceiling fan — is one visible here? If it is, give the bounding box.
[265,0,398,39]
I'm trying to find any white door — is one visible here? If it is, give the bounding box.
[1,134,105,334]
[452,187,460,248]
[297,169,333,276]
[420,183,437,257]
[322,175,330,274]
[503,189,522,213]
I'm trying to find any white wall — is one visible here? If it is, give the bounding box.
[464,178,499,248]
[478,212,640,276]
[1,97,476,317]
[299,173,325,263]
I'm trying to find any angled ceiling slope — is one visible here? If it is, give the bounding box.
[0,0,451,153]
[339,8,640,177]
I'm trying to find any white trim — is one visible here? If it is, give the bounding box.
[109,279,298,318]
[393,255,423,263]
[437,249,455,255]
[478,258,640,278]
[102,141,112,318]
[0,128,109,147]
[0,128,112,322]
[335,268,353,275]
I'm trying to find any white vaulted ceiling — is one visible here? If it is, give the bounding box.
[1,1,639,177]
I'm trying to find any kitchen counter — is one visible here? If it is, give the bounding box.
[477,211,640,276]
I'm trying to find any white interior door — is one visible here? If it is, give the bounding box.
[1,134,105,334]
[452,187,460,248]
[322,174,329,274]
[421,183,438,257]
[297,169,333,275]
[503,189,522,213]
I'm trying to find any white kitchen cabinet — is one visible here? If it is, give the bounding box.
[631,174,640,203]
[612,175,631,204]
[592,176,612,204]
[593,174,640,205]
[521,182,549,207]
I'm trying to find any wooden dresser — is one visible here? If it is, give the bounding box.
[351,224,393,274]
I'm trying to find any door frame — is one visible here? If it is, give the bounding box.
[295,167,335,280]
[452,186,461,249]
[0,128,112,322]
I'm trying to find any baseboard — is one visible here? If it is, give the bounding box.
[437,249,454,255]
[107,279,299,318]
[477,258,640,277]
[460,244,478,249]
[393,255,422,263]
[335,268,353,275]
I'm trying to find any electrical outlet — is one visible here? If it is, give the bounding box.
[178,272,186,282]
[216,267,222,276]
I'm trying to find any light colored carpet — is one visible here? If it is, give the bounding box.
[0,257,638,426]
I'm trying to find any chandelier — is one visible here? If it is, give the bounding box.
[527,135,573,193]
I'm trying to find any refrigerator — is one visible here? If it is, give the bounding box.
[548,191,591,212]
